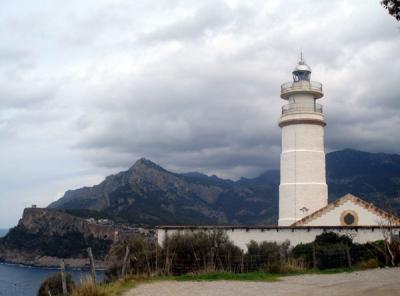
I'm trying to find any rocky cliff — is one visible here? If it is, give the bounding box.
[0,208,150,267]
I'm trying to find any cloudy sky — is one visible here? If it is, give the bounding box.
[0,0,399,227]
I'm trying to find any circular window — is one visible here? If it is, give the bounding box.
[340,210,358,226]
[344,213,355,225]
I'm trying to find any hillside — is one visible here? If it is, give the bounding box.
[326,149,400,208]
[48,149,400,226]
[0,208,150,267]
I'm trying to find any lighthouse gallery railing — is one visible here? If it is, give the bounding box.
[281,81,323,93]
[282,103,323,114]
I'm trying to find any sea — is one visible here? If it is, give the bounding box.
[0,228,104,296]
[0,263,104,296]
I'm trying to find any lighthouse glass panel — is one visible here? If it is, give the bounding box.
[293,71,311,82]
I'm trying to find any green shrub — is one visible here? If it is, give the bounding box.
[246,240,290,273]
[292,232,353,270]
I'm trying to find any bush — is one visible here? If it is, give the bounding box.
[292,232,354,270]
[165,230,243,275]
[245,240,290,273]
[105,238,157,281]
[246,241,280,272]
[37,272,75,296]
[104,230,394,279]
[351,241,386,267]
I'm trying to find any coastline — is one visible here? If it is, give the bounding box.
[0,261,106,271]
[0,252,106,269]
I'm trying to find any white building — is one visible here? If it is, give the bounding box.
[157,57,400,248]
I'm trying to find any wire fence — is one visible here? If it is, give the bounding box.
[104,231,399,280]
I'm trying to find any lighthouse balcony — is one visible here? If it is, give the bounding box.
[280,81,323,99]
[282,103,323,115]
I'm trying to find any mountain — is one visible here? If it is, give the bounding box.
[48,149,400,226]
[326,149,400,210]
[49,158,279,225]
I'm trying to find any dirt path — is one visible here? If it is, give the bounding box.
[124,268,400,296]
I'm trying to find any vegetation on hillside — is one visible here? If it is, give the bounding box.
[1,225,112,259]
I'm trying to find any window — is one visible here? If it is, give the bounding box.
[344,213,355,225]
[340,210,358,226]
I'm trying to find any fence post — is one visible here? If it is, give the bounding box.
[210,247,214,271]
[60,259,67,296]
[87,247,97,284]
[155,242,159,274]
[312,244,317,269]
[240,253,244,273]
[121,245,130,278]
[345,244,352,268]
[165,241,170,275]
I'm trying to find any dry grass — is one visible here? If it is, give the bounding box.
[278,258,307,274]
[355,258,380,270]
[72,276,136,296]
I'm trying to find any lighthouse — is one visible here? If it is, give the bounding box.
[278,55,328,226]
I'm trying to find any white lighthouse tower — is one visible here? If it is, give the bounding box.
[278,55,328,226]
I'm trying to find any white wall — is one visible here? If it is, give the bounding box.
[157,227,399,250]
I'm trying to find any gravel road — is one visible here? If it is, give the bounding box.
[124,268,400,296]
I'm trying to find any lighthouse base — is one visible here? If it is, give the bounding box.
[278,182,328,226]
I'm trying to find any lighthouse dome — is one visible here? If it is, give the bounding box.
[293,61,311,73]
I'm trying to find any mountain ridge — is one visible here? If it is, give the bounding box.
[48,149,400,226]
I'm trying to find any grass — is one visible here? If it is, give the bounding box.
[96,278,137,296]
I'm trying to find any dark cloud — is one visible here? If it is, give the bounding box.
[0,0,400,226]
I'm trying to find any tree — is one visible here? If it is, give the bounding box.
[381,0,400,21]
